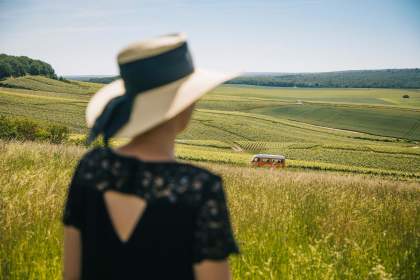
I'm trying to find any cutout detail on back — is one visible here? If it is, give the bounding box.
[104,191,147,243]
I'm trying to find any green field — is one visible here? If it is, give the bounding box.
[201,85,420,140]
[0,75,101,94]
[1,75,420,279]
[1,141,419,279]
[1,76,420,178]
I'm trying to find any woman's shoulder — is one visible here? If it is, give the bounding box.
[80,146,219,173]
[73,146,222,191]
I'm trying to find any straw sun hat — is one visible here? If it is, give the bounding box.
[86,33,239,145]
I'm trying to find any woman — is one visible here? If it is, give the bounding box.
[62,33,239,279]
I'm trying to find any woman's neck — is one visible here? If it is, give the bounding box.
[115,123,177,162]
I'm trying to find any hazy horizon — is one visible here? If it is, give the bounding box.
[60,67,419,77]
[1,0,419,75]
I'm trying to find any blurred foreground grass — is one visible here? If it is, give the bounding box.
[0,141,419,279]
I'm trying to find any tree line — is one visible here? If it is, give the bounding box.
[0,54,56,79]
[225,69,420,89]
[84,69,420,89]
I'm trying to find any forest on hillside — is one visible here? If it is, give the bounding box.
[81,68,420,89]
[0,54,56,79]
[226,69,420,89]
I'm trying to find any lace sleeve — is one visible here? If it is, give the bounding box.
[193,176,239,263]
[62,159,85,230]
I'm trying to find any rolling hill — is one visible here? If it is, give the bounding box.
[1,75,420,279]
[0,75,419,178]
[0,75,101,94]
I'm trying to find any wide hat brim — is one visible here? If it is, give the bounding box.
[86,68,239,139]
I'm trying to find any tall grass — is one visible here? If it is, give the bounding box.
[0,141,419,279]
[209,164,420,279]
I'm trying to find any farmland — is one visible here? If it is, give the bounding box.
[0,75,420,279]
[1,76,420,178]
[1,141,419,279]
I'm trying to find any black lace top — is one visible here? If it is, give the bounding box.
[62,147,239,280]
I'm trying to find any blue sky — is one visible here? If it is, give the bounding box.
[1,0,419,75]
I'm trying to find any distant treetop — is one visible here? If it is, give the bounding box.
[225,69,420,89]
[0,54,57,80]
[80,69,420,89]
